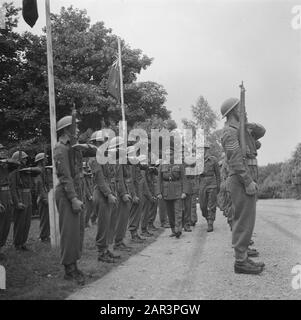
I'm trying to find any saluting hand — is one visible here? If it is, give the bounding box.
[71,198,84,214]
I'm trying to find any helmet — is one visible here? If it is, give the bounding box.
[56,116,80,132]
[89,130,103,142]
[220,97,240,118]
[12,151,28,161]
[35,152,46,163]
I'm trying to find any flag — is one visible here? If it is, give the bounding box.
[22,0,38,28]
[107,60,120,102]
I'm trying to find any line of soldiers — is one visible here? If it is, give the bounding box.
[52,115,223,285]
[0,144,52,261]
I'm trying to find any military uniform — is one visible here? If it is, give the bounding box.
[10,166,35,249]
[156,163,189,237]
[183,164,199,229]
[221,119,265,262]
[54,135,86,267]
[0,160,16,253]
[199,155,221,231]
[114,163,135,248]
[146,166,159,230]
[141,168,156,235]
[128,165,146,238]
[89,158,121,261]
[35,166,51,241]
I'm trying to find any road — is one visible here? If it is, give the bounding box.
[68,199,301,300]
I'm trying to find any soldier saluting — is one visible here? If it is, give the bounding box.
[220,87,265,275]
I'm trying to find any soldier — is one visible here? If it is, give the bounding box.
[146,163,159,232]
[183,156,199,231]
[114,146,136,251]
[0,145,19,260]
[89,132,121,263]
[220,97,265,274]
[156,148,189,239]
[140,156,157,237]
[10,151,40,251]
[128,154,147,242]
[34,152,50,242]
[199,144,221,232]
[54,115,95,284]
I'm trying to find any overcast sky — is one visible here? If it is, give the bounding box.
[9,0,301,165]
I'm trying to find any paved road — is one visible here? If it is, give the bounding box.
[68,200,301,300]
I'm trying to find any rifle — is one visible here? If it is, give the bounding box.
[239,81,247,159]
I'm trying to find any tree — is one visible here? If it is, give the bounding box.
[0,4,172,153]
[182,95,222,159]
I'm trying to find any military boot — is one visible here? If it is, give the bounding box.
[114,242,132,252]
[247,258,265,269]
[141,229,153,237]
[169,227,176,237]
[131,231,145,243]
[148,223,158,231]
[175,231,182,239]
[97,251,115,263]
[234,259,263,275]
[207,220,214,232]
[107,249,121,259]
[184,225,192,232]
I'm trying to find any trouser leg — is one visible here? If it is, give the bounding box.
[183,194,192,228]
[158,199,167,225]
[199,187,209,219]
[115,200,132,244]
[207,188,217,222]
[190,193,198,224]
[141,198,151,232]
[174,199,183,234]
[164,200,175,232]
[108,202,119,246]
[39,201,50,240]
[0,191,12,248]
[229,175,256,262]
[148,200,158,226]
[128,196,144,233]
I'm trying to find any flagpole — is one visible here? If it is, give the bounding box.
[45,0,60,248]
[118,37,126,138]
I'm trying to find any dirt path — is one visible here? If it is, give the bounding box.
[68,200,301,300]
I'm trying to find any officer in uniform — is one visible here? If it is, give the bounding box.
[146,162,159,232]
[199,143,221,232]
[0,145,19,259]
[220,97,265,274]
[34,152,50,242]
[183,156,199,231]
[54,115,95,284]
[156,148,189,238]
[10,151,39,251]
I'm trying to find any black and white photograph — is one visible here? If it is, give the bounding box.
[0,0,301,304]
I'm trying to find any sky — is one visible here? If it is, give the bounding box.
[6,0,301,165]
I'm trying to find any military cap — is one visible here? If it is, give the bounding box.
[56,115,80,132]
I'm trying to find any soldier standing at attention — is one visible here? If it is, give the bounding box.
[114,146,135,251]
[0,145,19,259]
[220,97,265,275]
[82,161,94,228]
[156,148,188,239]
[146,162,159,232]
[10,151,38,251]
[34,152,50,242]
[54,115,94,284]
[199,144,221,232]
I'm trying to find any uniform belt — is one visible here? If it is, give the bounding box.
[0,186,10,191]
[20,188,31,192]
[246,159,258,166]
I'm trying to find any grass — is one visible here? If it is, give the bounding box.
[0,217,164,300]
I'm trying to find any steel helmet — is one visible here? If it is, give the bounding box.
[220,97,240,118]
[56,116,80,132]
[12,151,28,161]
[35,152,46,163]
